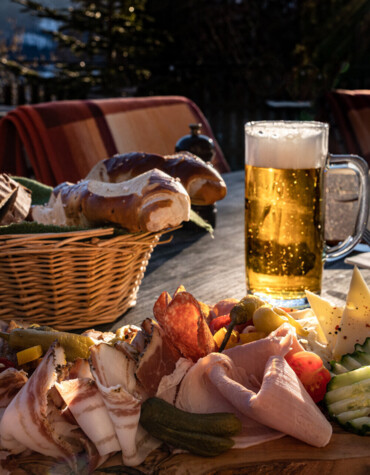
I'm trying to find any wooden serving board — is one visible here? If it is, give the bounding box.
[97,424,370,475]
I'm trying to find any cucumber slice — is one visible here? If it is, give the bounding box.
[345,416,370,436]
[324,365,370,436]
[340,355,362,370]
[330,337,370,373]
[353,351,370,366]
[355,338,370,354]
[330,362,351,375]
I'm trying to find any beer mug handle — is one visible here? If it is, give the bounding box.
[325,154,369,262]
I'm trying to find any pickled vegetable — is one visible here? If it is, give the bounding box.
[218,295,265,352]
[16,345,43,365]
[0,328,94,361]
[253,306,309,337]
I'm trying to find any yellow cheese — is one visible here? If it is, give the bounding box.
[288,308,327,344]
[305,290,343,350]
[333,267,370,359]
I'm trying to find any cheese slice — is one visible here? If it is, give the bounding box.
[332,267,370,359]
[305,290,343,350]
[289,308,327,344]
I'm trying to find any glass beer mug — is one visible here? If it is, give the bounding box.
[244,120,369,308]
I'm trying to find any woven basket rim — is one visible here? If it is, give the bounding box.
[0,226,179,242]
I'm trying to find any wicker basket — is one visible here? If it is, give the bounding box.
[0,227,167,330]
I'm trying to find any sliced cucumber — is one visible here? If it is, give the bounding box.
[324,365,370,436]
[355,338,370,354]
[345,417,370,436]
[330,337,370,373]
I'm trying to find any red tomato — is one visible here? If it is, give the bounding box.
[285,351,331,403]
[0,357,15,373]
[209,314,231,334]
[235,319,253,333]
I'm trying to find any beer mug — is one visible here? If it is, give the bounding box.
[244,120,369,308]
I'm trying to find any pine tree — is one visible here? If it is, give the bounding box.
[2,0,165,98]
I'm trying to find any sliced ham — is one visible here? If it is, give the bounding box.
[174,324,332,448]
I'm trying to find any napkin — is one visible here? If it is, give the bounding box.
[345,252,370,269]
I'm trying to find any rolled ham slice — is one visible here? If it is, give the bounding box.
[175,324,332,448]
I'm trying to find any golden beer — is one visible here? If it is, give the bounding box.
[245,120,369,307]
[245,165,325,302]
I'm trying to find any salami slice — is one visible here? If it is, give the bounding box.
[153,291,172,327]
[161,291,217,362]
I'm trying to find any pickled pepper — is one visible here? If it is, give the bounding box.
[218,295,265,352]
[0,328,94,361]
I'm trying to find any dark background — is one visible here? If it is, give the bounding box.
[1,0,369,170]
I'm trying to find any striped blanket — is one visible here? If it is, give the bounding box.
[327,89,370,166]
[0,96,229,186]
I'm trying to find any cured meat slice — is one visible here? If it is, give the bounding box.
[210,298,239,320]
[0,343,100,471]
[153,291,172,327]
[90,343,161,467]
[157,291,217,362]
[136,323,182,397]
[55,378,121,456]
[0,368,27,418]
[175,324,332,448]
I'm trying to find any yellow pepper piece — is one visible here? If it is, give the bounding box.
[213,327,239,349]
[238,332,266,345]
[225,330,239,349]
[253,305,309,337]
[213,327,227,348]
[17,345,43,366]
[274,307,309,337]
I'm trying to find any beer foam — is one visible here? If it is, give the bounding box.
[245,122,328,169]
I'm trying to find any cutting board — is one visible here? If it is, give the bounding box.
[98,424,370,475]
[4,423,369,474]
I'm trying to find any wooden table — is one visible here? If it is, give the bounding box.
[107,169,370,331]
[98,170,370,474]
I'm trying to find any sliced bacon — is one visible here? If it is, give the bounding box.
[0,343,100,470]
[67,358,92,380]
[55,378,120,457]
[90,343,161,467]
[0,368,27,419]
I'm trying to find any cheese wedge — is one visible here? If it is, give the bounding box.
[289,308,327,344]
[305,290,343,350]
[332,267,370,359]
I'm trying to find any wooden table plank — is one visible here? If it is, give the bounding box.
[99,425,370,475]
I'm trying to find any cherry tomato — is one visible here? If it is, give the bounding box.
[209,314,231,334]
[286,351,331,403]
[0,357,15,373]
